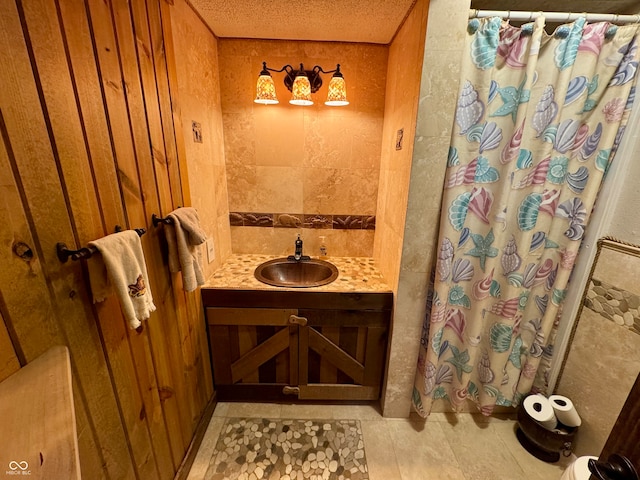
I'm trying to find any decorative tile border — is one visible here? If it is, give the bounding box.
[205,418,369,479]
[230,212,375,230]
[584,278,640,335]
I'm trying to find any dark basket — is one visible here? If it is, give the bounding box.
[517,400,578,463]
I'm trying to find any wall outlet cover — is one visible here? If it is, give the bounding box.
[192,121,203,143]
[206,238,215,263]
[395,128,404,150]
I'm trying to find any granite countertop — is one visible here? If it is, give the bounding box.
[204,254,392,293]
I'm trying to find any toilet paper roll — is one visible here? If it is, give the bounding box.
[549,395,582,427]
[523,394,557,431]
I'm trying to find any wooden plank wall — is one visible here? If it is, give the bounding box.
[0,0,214,478]
[0,313,20,382]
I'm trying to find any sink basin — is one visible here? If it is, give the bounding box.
[254,258,339,288]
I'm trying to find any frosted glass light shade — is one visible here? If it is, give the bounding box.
[289,75,313,106]
[255,74,279,104]
[325,76,349,106]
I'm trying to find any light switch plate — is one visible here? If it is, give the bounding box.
[206,238,215,263]
[395,128,404,150]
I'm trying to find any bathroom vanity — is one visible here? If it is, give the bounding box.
[202,255,393,402]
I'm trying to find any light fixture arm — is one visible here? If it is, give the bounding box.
[260,61,294,75]
[312,64,343,77]
[261,61,344,94]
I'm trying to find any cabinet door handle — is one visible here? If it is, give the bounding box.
[282,386,300,396]
[289,314,308,326]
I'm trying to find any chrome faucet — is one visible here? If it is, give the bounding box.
[288,234,310,261]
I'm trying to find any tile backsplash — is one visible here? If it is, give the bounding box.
[230,212,375,230]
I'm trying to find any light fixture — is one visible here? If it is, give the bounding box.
[289,66,313,106]
[325,68,349,106]
[254,62,349,107]
[254,67,279,105]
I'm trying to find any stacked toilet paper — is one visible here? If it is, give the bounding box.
[549,395,582,428]
[523,394,582,431]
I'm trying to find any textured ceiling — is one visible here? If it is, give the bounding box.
[188,0,417,44]
[188,0,640,45]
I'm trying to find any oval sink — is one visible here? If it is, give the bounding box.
[254,258,339,288]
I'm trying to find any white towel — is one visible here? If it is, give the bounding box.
[164,207,207,292]
[87,230,156,330]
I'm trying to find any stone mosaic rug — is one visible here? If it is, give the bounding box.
[204,418,369,480]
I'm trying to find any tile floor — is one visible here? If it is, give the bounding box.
[187,402,577,480]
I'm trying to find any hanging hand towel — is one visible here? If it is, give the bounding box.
[87,230,156,329]
[164,207,207,292]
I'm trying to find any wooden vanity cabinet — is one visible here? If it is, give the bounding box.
[297,309,388,401]
[202,289,392,402]
[206,308,299,399]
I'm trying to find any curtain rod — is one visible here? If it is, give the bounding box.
[469,9,640,24]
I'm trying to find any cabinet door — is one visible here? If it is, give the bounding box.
[207,308,298,398]
[297,309,389,400]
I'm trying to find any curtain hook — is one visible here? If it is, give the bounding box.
[567,12,572,22]
[528,11,533,21]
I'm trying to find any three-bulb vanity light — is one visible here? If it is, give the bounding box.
[254,62,349,106]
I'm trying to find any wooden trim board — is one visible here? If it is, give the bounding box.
[0,346,80,480]
[202,289,393,311]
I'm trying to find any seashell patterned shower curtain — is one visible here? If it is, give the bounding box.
[413,16,640,417]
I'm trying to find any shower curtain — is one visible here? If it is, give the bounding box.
[413,16,640,416]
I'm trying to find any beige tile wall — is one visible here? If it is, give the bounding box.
[556,308,640,456]
[375,0,430,416]
[379,0,472,417]
[372,0,425,291]
[556,246,640,455]
[218,39,387,256]
[170,0,232,277]
[595,247,640,295]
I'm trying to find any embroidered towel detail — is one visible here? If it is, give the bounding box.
[165,207,206,292]
[87,230,156,329]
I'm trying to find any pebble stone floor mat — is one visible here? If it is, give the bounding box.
[204,418,369,480]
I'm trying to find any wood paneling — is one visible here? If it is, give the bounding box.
[0,0,215,478]
[0,312,20,383]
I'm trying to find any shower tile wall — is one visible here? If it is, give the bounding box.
[585,279,640,331]
[217,39,387,257]
[556,248,640,456]
[378,0,472,416]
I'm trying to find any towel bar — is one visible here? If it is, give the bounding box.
[151,213,174,227]
[56,228,146,263]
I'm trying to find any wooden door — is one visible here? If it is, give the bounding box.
[297,310,388,401]
[207,308,298,400]
[599,371,640,466]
